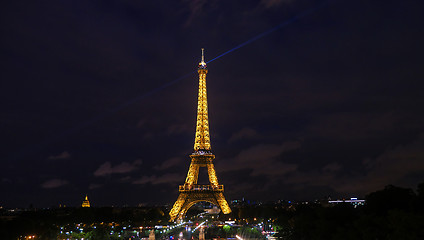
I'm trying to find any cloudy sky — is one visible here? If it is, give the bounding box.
[1,0,424,208]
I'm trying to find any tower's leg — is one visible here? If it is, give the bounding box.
[214,192,231,214]
[207,163,219,187]
[184,163,199,186]
[169,193,187,221]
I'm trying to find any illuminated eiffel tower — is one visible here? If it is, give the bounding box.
[169,49,231,221]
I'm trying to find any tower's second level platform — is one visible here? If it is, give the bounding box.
[179,184,224,192]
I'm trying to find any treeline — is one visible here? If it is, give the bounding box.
[227,182,424,240]
[0,206,167,239]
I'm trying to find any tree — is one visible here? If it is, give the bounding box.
[365,185,416,215]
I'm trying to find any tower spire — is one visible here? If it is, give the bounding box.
[201,48,205,65]
[194,48,210,152]
[199,48,207,68]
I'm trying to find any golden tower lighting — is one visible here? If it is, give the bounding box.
[169,49,231,221]
[81,195,90,208]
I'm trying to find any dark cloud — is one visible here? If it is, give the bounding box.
[154,157,184,171]
[167,123,191,135]
[88,183,102,190]
[183,0,209,27]
[337,134,424,194]
[219,141,300,176]
[322,162,342,173]
[304,112,402,140]
[133,173,183,185]
[228,128,258,143]
[94,159,142,177]
[261,0,294,8]
[278,135,424,197]
[47,151,71,160]
[41,179,68,189]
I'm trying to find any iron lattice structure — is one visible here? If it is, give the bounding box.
[169,49,231,221]
[81,195,90,208]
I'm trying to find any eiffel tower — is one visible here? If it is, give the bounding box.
[169,49,231,221]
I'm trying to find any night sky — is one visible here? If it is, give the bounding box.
[1,0,424,208]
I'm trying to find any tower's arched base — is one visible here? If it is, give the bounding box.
[169,190,231,221]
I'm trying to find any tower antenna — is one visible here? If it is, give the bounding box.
[200,48,206,66]
[201,48,205,63]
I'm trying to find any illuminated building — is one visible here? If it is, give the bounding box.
[199,227,205,240]
[149,230,155,240]
[81,195,90,208]
[328,197,365,208]
[169,49,231,221]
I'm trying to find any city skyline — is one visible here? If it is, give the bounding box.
[1,0,424,208]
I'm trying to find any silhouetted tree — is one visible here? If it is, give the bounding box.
[365,185,416,215]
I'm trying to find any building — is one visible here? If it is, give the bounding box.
[328,198,365,208]
[81,195,90,208]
